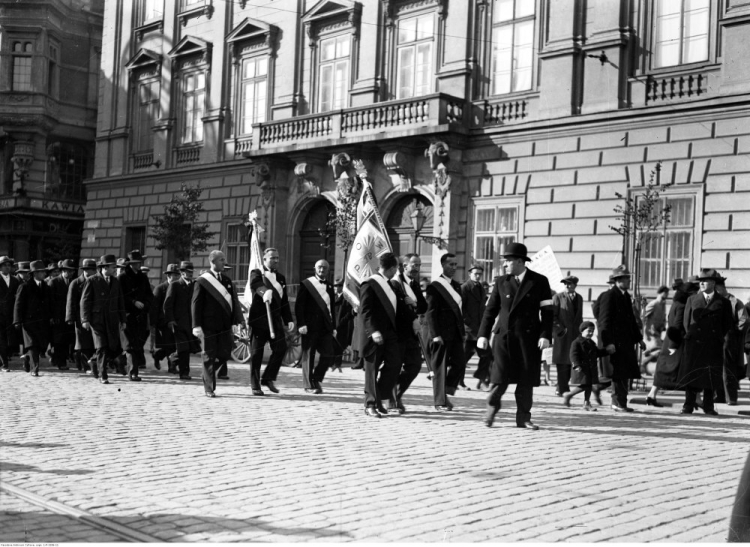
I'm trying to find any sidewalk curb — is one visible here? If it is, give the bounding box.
[0,482,162,543]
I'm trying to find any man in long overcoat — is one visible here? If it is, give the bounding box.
[714,276,747,405]
[81,255,126,383]
[678,269,734,415]
[462,265,492,391]
[165,261,199,380]
[14,261,53,376]
[597,265,645,411]
[66,258,97,373]
[48,259,77,370]
[117,251,153,380]
[151,264,180,372]
[478,243,553,429]
[552,275,583,396]
[0,256,20,372]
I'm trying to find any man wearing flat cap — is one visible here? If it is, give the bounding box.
[151,264,180,372]
[117,250,154,381]
[0,256,20,372]
[66,259,97,373]
[13,260,52,376]
[552,275,583,396]
[477,242,553,429]
[597,265,645,412]
[677,269,734,415]
[48,259,77,370]
[164,261,199,380]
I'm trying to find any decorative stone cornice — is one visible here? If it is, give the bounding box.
[382,0,447,27]
[303,0,362,45]
[294,162,321,196]
[383,151,413,192]
[227,18,279,58]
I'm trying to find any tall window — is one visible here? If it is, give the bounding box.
[654,0,709,68]
[239,57,267,135]
[318,35,350,112]
[639,196,695,289]
[12,41,34,92]
[226,223,250,287]
[48,44,59,97]
[396,13,434,99]
[181,72,205,144]
[125,226,147,255]
[492,0,535,95]
[139,0,163,24]
[473,203,520,282]
[135,80,160,151]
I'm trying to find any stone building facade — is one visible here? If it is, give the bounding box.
[87,0,750,311]
[0,0,103,261]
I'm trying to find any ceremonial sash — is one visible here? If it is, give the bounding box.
[264,269,284,299]
[199,272,233,313]
[433,276,462,309]
[399,274,418,302]
[302,277,332,319]
[369,274,397,313]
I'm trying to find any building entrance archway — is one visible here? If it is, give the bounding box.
[298,199,336,282]
[385,194,434,264]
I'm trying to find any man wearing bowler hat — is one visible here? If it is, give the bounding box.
[477,242,553,429]
[552,275,584,396]
[118,250,154,380]
[81,255,126,383]
[13,260,53,376]
[151,264,180,372]
[66,258,97,373]
[0,256,20,372]
[164,261,199,380]
[48,259,77,370]
[597,265,645,412]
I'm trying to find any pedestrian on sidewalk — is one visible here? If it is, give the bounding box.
[563,321,614,410]
[552,275,583,397]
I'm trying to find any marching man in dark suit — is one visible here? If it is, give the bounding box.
[0,256,20,372]
[151,264,180,372]
[165,261,199,380]
[477,243,553,429]
[596,265,645,412]
[295,259,336,394]
[426,253,465,411]
[117,250,153,380]
[48,259,77,370]
[81,255,126,384]
[192,250,245,397]
[462,265,492,391]
[360,252,403,417]
[66,258,97,373]
[248,248,293,396]
[13,260,52,376]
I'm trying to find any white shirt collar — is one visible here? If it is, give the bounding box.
[516,269,527,284]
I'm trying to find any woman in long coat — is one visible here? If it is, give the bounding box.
[551,276,583,395]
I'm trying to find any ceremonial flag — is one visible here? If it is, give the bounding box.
[343,178,392,308]
[243,211,264,306]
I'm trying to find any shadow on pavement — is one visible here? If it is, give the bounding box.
[0,462,94,475]
[0,441,68,449]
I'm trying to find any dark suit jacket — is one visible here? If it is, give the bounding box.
[461,279,486,340]
[165,278,198,352]
[295,277,335,334]
[426,277,465,342]
[48,275,74,343]
[192,271,243,359]
[66,274,94,351]
[478,269,553,386]
[597,286,643,380]
[551,291,583,364]
[80,274,126,351]
[248,268,293,331]
[360,275,398,342]
[396,271,427,315]
[151,281,170,330]
[14,279,51,349]
[0,274,19,328]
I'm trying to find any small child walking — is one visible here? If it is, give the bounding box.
[563,321,613,411]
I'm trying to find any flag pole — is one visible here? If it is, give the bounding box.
[247,211,275,339]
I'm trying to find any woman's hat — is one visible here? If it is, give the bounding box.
[502,242,531,262]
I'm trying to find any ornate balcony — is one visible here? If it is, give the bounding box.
[631,66,720,107]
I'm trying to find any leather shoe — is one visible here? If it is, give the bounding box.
[205,391,215,398]
[32,371,40,377]
[611,404,632,412]
[304,388,318,394]
[517,421,539,430]
[476,380,490,391]
[646,397,664,407]
[434,405,452,412]
[562,392,572,407]
[179,374,192,380]
[129,376,142,382]
[680,407,693,414]
[388,407,404,415]
[593,392,603,405]
[261,380,279,393]
[484,407,498,427]
[703,408,719,416]
[99,378,109,384]
[364,407,381,418]
[218,375,229,380]
[251,388,265,396]
[58,365,69,371]
[153,360,161,370]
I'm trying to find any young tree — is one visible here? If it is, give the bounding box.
[319,177,359,256]
[151,183,215,261]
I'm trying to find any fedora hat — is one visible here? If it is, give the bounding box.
[47,262,60,271]
[0,256,13,266]
[30,260,48,273]
[164,263,180,274]
[610,265,632,279]
[16,261,30,272]
[97,254,117,266]
[502,242,531,262]
[127,250,147,263]
[116,258,130,268]
[697,268,722,281]
[178,261,194,271]
[60,259,77,270]
[561,275,579,285]
[81,258,97,270]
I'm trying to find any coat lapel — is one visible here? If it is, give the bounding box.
[511,273,533,312]
[432,281,462,321]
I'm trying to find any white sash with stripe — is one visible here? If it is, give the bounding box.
[306,276,331,313]
[400,274,418,302]
[434,276,462,309]
[264,269,284,298]
[370,274,397,314]
[200,272,233,309]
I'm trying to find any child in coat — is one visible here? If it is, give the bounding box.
[563,321,613,411]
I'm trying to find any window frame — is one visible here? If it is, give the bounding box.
[394,10,436,100]
[11,40,35,92]
[316,33,352,113]
[138,0,164,26]
[47,42,59,98]
[224,220,251,289]
[133,77,161,152]
[471,196,526,283]
[123,225,148,259]
[489,0,538,97]
[179,69,207,145]
[237,55,269,136]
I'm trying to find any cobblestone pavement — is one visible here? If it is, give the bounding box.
[1,356,749,542]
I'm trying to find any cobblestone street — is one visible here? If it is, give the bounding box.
[2,357,749,542]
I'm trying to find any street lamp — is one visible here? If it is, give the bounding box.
[410,200,425,253]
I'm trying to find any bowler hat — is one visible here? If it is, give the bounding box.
[97,254,117,266]
[81,258,97,270]
[561,275,579,285]
[697,268,722,281]
[60,259,77,270]
[116,258,130,268]
[0,256,13,266]
[127,250,147,263]
[610,265,632,279]
[164,263,180,274]
[502,242,531,262]
[16,261,30,272]
[178,261,194,271]
[30,260,48,273]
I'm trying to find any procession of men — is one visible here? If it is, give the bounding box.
[2,240,749,429]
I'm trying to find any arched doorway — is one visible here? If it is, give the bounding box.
[298,199,336,282]
[386,194,434,264]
